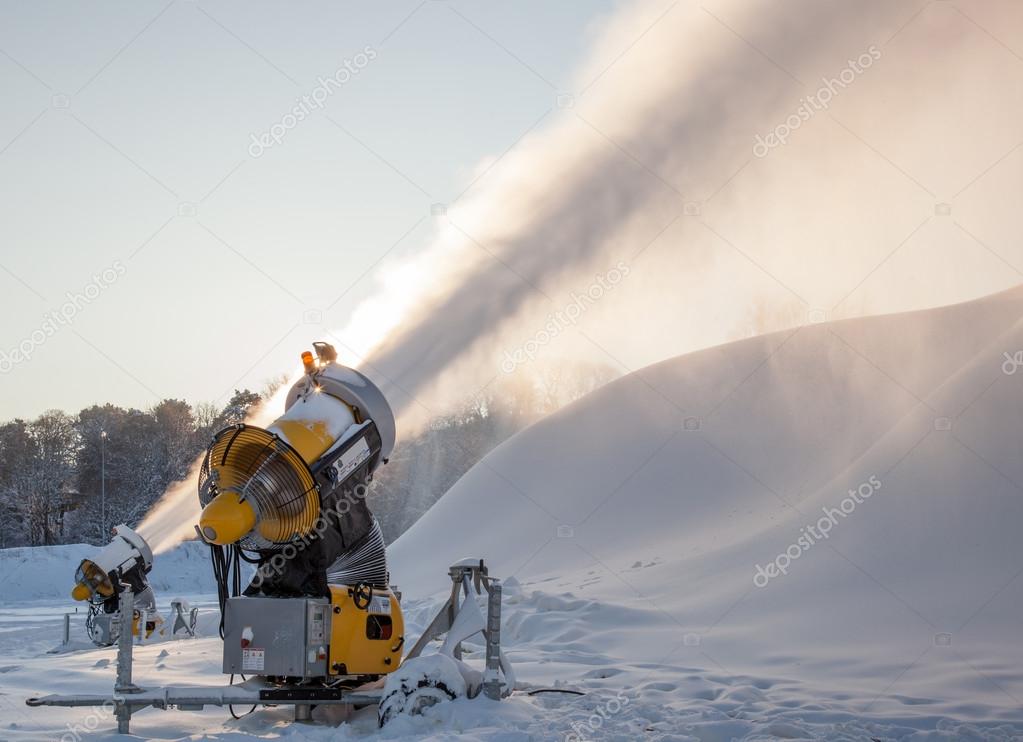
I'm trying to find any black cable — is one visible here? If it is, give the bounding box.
[213,546,256,720]
[210,543,250,639]
[227,673,257,720]
[231,546,241,598]
[210,544,237,638]
[526,689,586,696]
[209,543,227,638]
[236,548,262,564]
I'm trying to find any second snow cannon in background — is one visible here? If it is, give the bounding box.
[70,525,160,646]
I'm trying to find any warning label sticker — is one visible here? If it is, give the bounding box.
[242,648,265,672]
[369,596,391,615]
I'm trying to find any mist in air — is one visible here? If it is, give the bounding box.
[340,0,1020,428]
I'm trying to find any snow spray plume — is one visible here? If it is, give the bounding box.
[343,0,937,427]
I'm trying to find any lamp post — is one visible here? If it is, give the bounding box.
[100,430,107,538]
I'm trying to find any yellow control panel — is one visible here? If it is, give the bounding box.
[328,585,404,676]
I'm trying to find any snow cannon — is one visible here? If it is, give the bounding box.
[72,524,153,603]
[71,524,159,645]
[195,341,407,673]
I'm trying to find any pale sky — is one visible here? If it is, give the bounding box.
[0,0,620,420]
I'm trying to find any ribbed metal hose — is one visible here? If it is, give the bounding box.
[326,520,388,588]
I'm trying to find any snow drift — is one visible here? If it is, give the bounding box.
[390,285,1023,724]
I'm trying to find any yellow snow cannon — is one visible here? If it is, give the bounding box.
[196,341,404,675]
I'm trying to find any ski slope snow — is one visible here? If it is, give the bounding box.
[2,287,1022,740]
[388,285,1023,738]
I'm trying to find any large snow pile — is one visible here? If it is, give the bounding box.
[390,285,1023,734]
[0,539,215,602]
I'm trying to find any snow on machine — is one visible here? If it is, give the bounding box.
[28,342,513,732]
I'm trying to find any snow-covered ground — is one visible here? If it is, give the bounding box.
[3,287,1023,740]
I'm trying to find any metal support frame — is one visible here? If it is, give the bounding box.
[113,584,143,733]
[27,680,383,712]
[406,559,510,699]
[170,600,199,639]
[483,581,503,700]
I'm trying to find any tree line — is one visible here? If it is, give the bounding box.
[0,389,263,547]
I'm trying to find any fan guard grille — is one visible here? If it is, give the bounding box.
[198,425,319,552]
